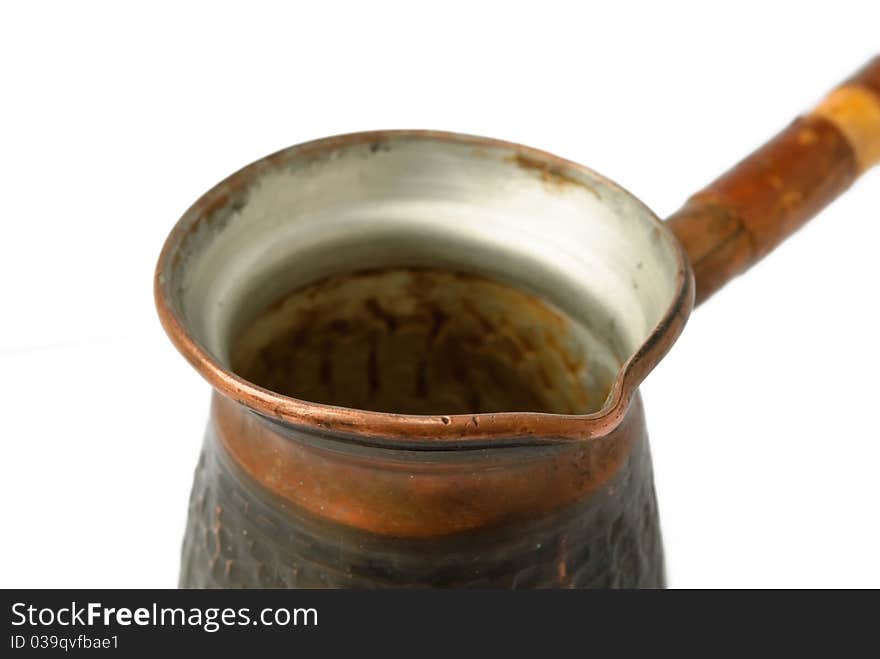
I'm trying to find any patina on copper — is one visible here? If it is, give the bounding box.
[183,392,664,587]
[211,391,644,539]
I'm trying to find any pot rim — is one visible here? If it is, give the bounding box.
[155,129,694,447]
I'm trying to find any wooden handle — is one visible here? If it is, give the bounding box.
[667,56,880,305]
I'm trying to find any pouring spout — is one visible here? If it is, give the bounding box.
[667,55,880,305]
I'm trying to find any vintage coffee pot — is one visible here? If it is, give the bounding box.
[156,57,879,587]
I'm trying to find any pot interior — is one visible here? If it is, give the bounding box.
[164,132,684,417]
[231,267,618,415]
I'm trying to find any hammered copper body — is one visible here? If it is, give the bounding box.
[156,57,880,588]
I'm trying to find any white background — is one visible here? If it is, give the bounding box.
[2,1,878,588]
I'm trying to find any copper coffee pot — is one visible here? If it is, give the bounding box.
[156,57,879,587]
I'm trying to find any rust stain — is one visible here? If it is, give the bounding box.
[507,153,600,197]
